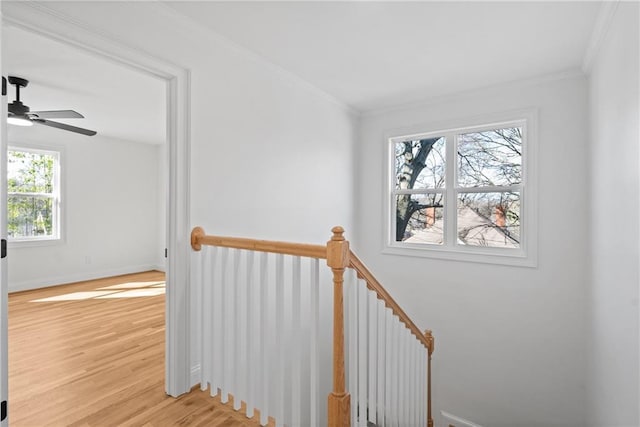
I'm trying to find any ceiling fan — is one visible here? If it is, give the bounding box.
[6,76,97,136]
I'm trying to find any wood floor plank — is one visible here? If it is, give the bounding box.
[8,271,268,426]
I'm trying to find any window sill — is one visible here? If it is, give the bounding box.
[383,244,537,268]
[8,238,63,249]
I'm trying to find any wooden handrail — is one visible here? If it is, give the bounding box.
[190,226,327,259]
[349,251,430,350]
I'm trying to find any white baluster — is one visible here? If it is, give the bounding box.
[348,271,358,426]
[409,334,416,426]
[310,258,320,427]
[299,258,311,426]
[392,319,400,427]
[211,246,221,396]
[419,346,424,427]
[238,250,247,414]
[209,246,219,393]
[404,328,411,425]
[420,348,429,426]
[199,246,209,391]
[275,254,285,427]
[343,270,351,426]
[401,323,411,425]
[291,256,302,426]
[367,290,377,425]
[219,248,230,402]
[396,325,402,427]
[411,338,416,426]
[376,299,385,424]
[418,345,423,427]
[259,252,270,426]
[401,330,410,425]
[357,279,367,427]
[232,249,241,411]
[415,341,420,426]
[418,347,427,426]
[245,251,255,419]
[385,307,393,426]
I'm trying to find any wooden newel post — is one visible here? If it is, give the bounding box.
[425,330,435,427]
[327,226,350,427]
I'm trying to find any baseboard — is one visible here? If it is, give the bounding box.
[152,263,166,273]
[191,364,201,387]
[9,264,162,293]
[441,411,484,427]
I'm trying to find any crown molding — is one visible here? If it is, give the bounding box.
[362,68,585,118]
[582,0,620,74]
[151,1,360,118]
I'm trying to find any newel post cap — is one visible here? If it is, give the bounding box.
[191,226,205,251]
[327,226,349,269]
[424,329,435,355]
[331,226,345,241]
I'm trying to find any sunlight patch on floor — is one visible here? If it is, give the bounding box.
[98,281,165,290]
[96,288,165,299]
[32,291,118,302]
[30,281,166,302]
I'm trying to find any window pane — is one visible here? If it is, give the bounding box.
[395,194,444,245]
[8,150,55,194]
[457,127,522,187]
[395,137,446,190]
[457,192,520,248]
[8,195,54,238]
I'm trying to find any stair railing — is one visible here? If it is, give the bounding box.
[191,226,434,427]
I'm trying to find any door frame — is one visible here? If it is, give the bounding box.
[0,2,192,397]
[0,8,8,427]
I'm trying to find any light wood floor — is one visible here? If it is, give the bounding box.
[9,271,266,426]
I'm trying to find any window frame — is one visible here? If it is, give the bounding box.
[383,109,538,267]
[7,145,63,246]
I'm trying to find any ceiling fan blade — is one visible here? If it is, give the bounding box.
[29,110,85,119]
[33,119,97,136]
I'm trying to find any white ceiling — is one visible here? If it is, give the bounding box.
[165,1,601,112]
[3,1,602,133]
[4,24,166,145]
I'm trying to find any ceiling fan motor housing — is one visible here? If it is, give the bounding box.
[9,101,30,116]
[8,76,31,116]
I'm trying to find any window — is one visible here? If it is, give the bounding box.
[386,114,537,266]
[8,147,61,242]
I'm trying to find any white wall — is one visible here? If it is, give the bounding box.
[587,3,640,426]
[357,75,590,427]
[35,1,360,241]
[7,125,163,292]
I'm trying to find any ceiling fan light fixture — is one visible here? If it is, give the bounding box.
[7,116,33,127]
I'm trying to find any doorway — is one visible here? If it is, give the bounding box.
[0,4,191,424]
